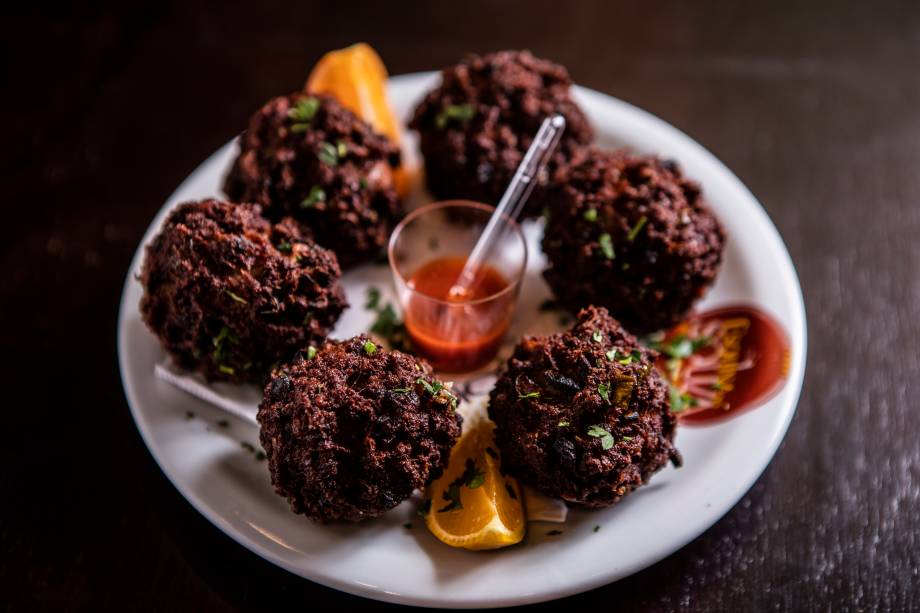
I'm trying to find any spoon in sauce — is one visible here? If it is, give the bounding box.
[450,114,566,299]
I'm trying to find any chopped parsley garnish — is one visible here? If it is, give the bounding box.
[358,177,368,190]
[592,330,603,343]
[597,383,611,403]
[669,385,698,413]
[276,241,292,253]
[218,364,235,375]
[363,340,377,355]
[216,419,229,428]
[240,441,256,453]
[587,424,615,450]
[435,103,475,129]
[317,141,339,166]
[583,208,598,222]
[306,346,317,360]
[438,459,485,512]
[653,334,711,360]
[593,525,601,533]
[627,215,649,241]
[287,96,319,131]
[335,140,348,158]
[606,348,642,365]
[255,450,266,461]
[558,420,571,428]
[225,290,247,304]
[518,391,540,400]
[301,185,326,208]
[288,96,319,121]
[403,522,413,530]
[392,387,411,394]
[365,286,382,310]
[416,377,458,410]
[598,233,615,259]
[622,436,634,441]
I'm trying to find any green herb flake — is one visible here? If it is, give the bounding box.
[276,241,292,253]
[598,233,615,260]
[317,141,339,166]
[518,391,540,400]
[336,140,348,158]
[255,450,267,461]
[218,364,235,375]
[587,424,615,450]
[287,96,319,123]
[669,385,698,413]
[358,177,368,190]
[306,346,318,360]
[392,387,411,394]
[363,340,377,355]
[365,286,382,310]
[300,185,326,208]
[403,522,413,530]
[597,383,611,404]
[225,290,248,304]
[216,419,229,428]
[557,420,571,428]
[593,525,601,533]
[592,330,603,343]
[241,441,256,453]
[627,215,649,241]
[583,208,598,222]
[435,103,475,129]
[438,483,463,512]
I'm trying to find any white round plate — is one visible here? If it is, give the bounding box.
[118,72,806,608]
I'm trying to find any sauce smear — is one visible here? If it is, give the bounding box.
[656,305,792,425]
[404,256,512,372]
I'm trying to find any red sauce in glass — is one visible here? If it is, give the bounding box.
[404,256,512,373]
[656,305,792,425]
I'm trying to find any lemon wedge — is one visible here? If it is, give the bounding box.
[423,419,525,550]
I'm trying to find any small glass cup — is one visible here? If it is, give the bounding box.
[387,201,528,373]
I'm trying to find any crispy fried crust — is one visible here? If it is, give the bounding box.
[542,150,725,334]
[488,306,680,507]
[224,93,401,268]
[410,50,592,217]
[258,337,463,522]
[139,199,346,383]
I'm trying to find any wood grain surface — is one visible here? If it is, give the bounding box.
[3,1,919,610]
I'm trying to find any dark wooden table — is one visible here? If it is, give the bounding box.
[4,1,918,610]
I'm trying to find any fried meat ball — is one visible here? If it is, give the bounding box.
[488,306,680,507]
[409,50,593,217]
[224,93,401,268]
[139,199,346,383]
[542,150,725,334]
[258,336,463,522]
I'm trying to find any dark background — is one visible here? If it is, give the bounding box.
[4,1,919,610]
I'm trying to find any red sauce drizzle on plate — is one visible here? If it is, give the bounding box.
[655,305,792,425]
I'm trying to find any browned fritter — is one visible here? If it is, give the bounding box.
[410,50,593,217]
[224,93,401,268]
[488,306,680,508]
[258,336,463,523]
[542,150,725,334]
[139,199,346,383]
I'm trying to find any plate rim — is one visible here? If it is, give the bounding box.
[117,71,807,608]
